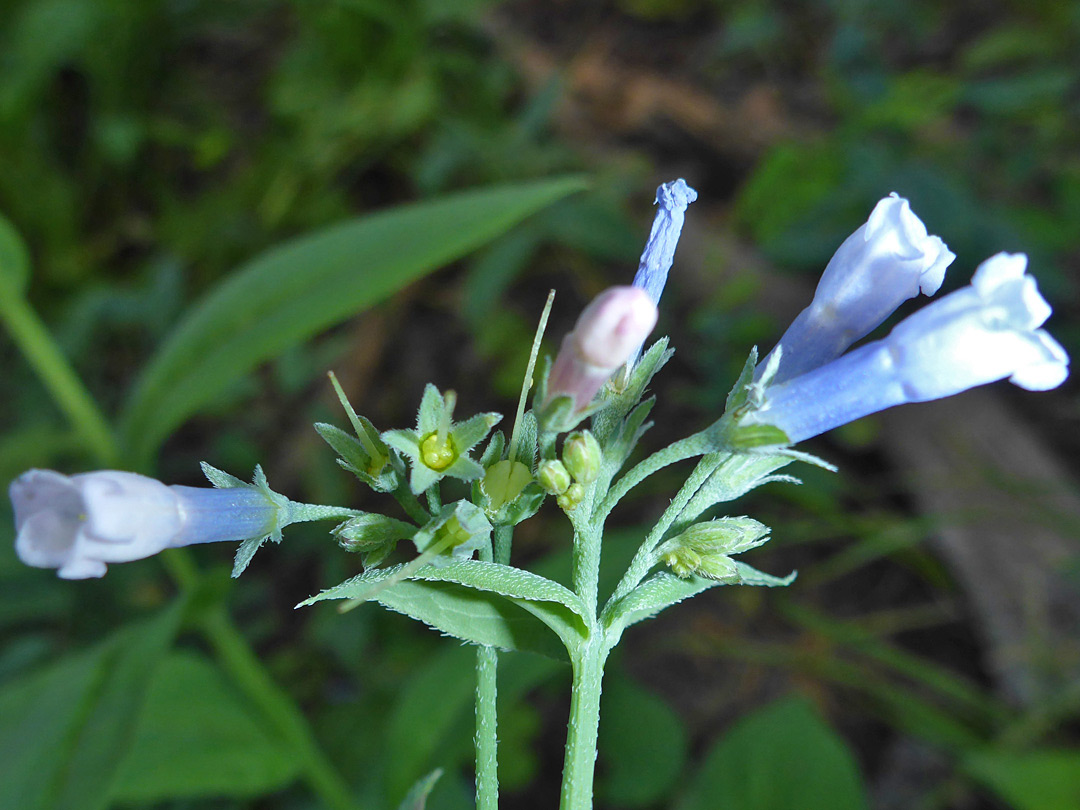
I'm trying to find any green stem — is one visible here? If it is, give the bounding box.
[0,291,117,466]
[475,645,500,810]
[570,496,603,619]
[394,484,430,525]
[595,431,708,522]
[606,453,726,608]
[558,639,608,810]
[474,525,513,810]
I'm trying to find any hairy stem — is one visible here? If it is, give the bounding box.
[474,524,513,809]
[558,639,608,810]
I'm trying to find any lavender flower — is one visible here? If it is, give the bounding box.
[546,286,658,411]
[632,178,699,305]
[744,253,1069,443]
[758,193,955,385]
[626,178,697,369]
[11,469,279,579]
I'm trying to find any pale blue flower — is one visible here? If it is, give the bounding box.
[11,469,278,578]
[744,253,1069,443]
[758,193,955,385]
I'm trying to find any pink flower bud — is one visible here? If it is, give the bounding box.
[546,286,659,410]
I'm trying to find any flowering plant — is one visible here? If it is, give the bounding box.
[6,181,1069,810]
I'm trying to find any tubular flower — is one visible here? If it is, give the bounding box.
[758,193,955,386]
[743,253,1069,444]
[546,286,658,411]
[627,178,697,368]
[11,469,278,579]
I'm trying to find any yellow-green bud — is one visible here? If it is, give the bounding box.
[537,459,572,495]
[661,547,701,578]
[482,460,532,511]
[562,431,601,484]
[556,482,585,511]
[420,432,456,470]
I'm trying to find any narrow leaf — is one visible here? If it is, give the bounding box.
[121,176,586,462]
[0,212,30,297]
[304,561,587,656]
[963,749,1080,810]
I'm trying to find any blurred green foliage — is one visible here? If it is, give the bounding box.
[2,0,1079,809]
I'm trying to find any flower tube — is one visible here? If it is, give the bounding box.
[743,253,1069,444]
[11,469,279,579]
[626,178,697,369]
[545,286,658,411]
[758,193,955,385]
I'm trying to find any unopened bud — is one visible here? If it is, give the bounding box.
[537,459,572,495]
[562,431,602,485]
[546,287,658,411]
[481,459,533,511]
[556,482,585,512]
[661,547,701,578]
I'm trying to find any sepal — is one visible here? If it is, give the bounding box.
[200,463,290,577]
[412,500,493,564]
[315,422,402,493]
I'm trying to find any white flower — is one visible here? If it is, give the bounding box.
[744,253,1069,443]
[759,193,955,385]
[11,469,277,579]
[546,286,658,411]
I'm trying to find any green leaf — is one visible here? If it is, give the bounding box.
[111,651,298,802]
[0,212,30,298]
[963,749,1080,810]
[604,564,793,644]
[597,675,688,807]
[603,572,716,643]
[0,604,182,810]
[733,561,797,587]
[397,769,444,810]
[303,559,587,655]
[120,176,586,463]
[678,696,868,810]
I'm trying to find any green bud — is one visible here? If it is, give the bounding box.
[695,553,739,582]
[481,459,533,511]
[673,517,770,555]
[537,459,572,495]
[661,547,701,578]
[562,431,601,484]
[334,513,415,552]
[556,482,585,512]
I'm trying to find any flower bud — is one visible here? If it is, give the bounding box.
[537,459,572,495]
[481,459,533,511]
[562,431,602,485]
[546,287,658,411]
[334,513,415,552]
[556,482,585,512]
